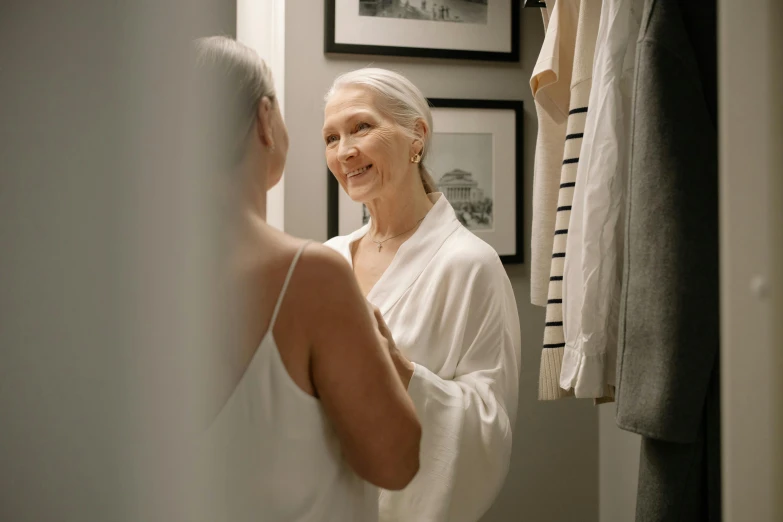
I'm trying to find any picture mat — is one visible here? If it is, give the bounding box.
[334,0,512,53]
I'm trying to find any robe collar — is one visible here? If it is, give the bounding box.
[338,192,462,315]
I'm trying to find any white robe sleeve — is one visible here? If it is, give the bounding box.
[399,258,521,522]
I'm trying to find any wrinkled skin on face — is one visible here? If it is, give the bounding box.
[323,86,421,205]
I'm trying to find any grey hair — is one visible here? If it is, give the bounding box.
[193,36,276,166]
[325,68,437,194]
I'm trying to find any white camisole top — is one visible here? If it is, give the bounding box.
[202,242,378,521]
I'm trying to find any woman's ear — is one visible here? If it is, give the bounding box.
[256,97,275,151]
[412,118,428,154]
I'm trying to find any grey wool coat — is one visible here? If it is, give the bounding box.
[617,0,719,446]
[616,0,721,520]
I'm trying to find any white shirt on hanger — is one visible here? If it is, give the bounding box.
[559,0,643,398]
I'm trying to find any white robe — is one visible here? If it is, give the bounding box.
[325,193,522,522]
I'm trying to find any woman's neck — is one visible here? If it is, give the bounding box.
[218,188,268,252]
[234,150,269,223]
[365,182,434,240]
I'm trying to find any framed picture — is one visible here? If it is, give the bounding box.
[324,0,520,62]
[327,98,524,264]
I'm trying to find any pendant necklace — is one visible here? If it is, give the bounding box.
[370,216,426,252]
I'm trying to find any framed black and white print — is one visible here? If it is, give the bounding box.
[324,0,520,62]
[327,98,524,264]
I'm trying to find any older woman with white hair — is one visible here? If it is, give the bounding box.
[323,68,522,522]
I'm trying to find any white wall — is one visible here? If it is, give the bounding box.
[283,3,600,521]
[598,405,640,522]
[718,0,783,519]
[237,0,285,230]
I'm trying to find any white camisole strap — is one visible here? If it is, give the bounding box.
[268,241,311,332]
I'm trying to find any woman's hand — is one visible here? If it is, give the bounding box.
[370,304,415,389]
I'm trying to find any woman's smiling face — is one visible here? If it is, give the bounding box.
[323,86,415,204]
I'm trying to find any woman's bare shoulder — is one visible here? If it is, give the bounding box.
[273,236,358,311]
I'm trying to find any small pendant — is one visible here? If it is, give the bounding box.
[377,244,382,252]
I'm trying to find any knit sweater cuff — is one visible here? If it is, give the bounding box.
[538,348,574,400]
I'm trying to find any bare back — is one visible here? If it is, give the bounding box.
[222,223,315,398]
[211,219,421,491]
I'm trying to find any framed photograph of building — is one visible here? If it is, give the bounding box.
[327,98,524,264]
[324,0,520,62]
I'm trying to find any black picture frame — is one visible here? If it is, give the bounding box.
[327,97,524,265]
[324,0,520,62]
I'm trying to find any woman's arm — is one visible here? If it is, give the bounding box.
[296,245,421,491]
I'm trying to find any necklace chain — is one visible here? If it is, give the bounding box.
[370,216,426,252]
